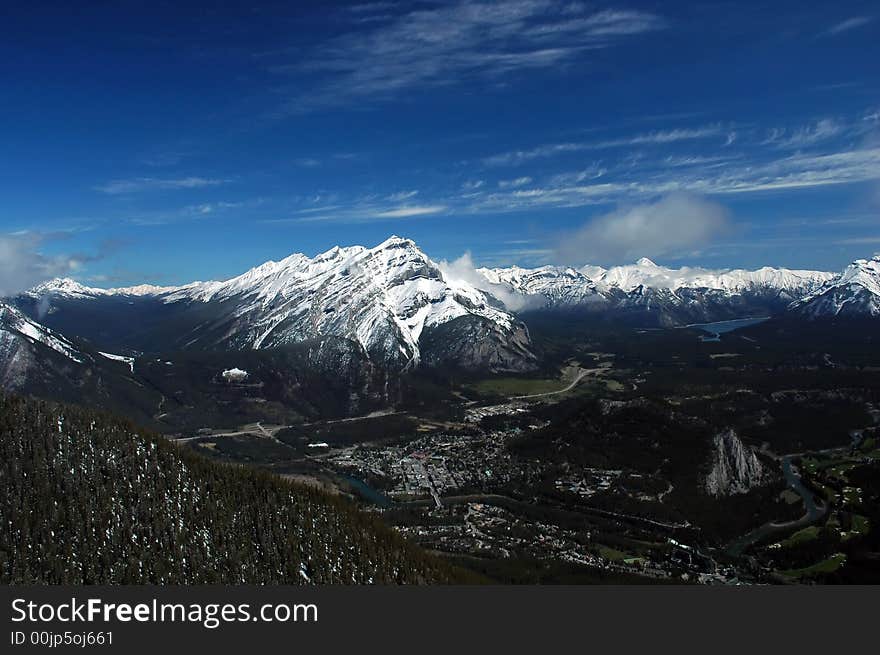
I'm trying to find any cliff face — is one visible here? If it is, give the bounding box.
[704,429,768,497]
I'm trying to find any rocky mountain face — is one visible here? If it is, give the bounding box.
[480,258,834,326]
[20,237,536,373]
[0,299,404,430]
[704,429,768,497]
[789,256,880,319]
[0,301,168,426]
[478,265,607,309]
[0,301,86,389]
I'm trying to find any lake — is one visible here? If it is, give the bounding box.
[686,317,770,342]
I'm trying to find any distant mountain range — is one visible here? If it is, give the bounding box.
[4,238,879,404]
[19,236,534,373]
[480,257,837,326]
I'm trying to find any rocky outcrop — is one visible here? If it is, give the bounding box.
[704,429,768,496]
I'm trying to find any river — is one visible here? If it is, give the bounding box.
[340,474,394,508]
[725,455,826,557]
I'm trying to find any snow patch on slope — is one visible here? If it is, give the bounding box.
[0,302,85,363]
[99,351,135,373]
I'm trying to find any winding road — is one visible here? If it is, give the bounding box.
[511,369,591,400]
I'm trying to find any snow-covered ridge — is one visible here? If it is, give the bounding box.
[19,237,534,371]
[28,245,834,308]
[28,278,180,299]
[594,258,833,294]
[131,236,528,370]
[21,241,864,369]
[481,258,834,300]
[790,255,880,318]
[0,302,85,363]
[477,265,606,308]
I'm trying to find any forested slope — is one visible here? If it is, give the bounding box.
[0,393,463,584]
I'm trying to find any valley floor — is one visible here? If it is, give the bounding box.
[171,318,880,584]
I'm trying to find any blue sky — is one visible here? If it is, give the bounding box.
[1,0,879,290]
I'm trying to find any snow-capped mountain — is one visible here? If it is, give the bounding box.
[25,237,536,372]
[478,265,607,308]
[479,258,833,325]
[790,256,880,318]
[482,258,832,301]
[28,278,179,300]
[22,237,864,370]
[592,258,833,296]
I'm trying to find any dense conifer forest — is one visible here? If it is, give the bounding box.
[0,393,465,584]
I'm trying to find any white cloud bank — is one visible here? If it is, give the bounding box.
[554,193,731,265]
[439,252,543,311]
[0,234,82,297]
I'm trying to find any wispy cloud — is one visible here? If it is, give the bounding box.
[483,125,723,166]
[466,146,880,213]
[259,105,880,229]
[662,154,741,168]
[127,200,251,226]
[375,205,445,218]
[833,236,880,245]
[762,118,844,149]
[268,201,447,223]
[95,177,227,194]
[498,176,532,188]
[268,1,665,113]
[386,190,419,201]
[825,16,873,36]
[607,126,722,147]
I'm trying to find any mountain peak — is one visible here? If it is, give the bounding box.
[30,277,99,298]
[790,253,880,318]
[635,257,658,267]
[375,235,417,250]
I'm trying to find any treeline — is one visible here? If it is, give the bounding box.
[0,393,467,584]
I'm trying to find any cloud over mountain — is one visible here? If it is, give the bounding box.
[0,234,82,297]
[554,193,731,265]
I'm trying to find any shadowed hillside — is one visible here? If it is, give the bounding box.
[0,393,470,584]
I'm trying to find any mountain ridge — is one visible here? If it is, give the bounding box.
[22,236,536,373]
[790,255,880,318]
[18,239,880,363]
